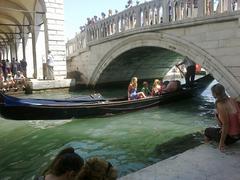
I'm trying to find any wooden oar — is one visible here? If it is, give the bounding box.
[175,65,185,78]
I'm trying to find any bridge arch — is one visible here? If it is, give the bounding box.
[89,32,239,96]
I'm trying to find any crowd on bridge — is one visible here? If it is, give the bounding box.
[81,0,239,31]
[68,0,239,56]
[0,58,27,93]
[80,0,145,32]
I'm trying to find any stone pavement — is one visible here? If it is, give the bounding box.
[119,142,240,180]
[30,79,75,90]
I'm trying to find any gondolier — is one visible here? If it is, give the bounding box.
[176,56,196,87]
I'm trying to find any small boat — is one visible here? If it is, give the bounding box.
[0,74,214,120]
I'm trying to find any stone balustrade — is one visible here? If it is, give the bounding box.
[66,0,240,57]
[66,31,86,56]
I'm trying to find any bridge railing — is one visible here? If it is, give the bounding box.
[66,31,87,56]
[66,0,240,57]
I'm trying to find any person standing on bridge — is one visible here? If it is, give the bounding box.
[204,83,240,151]
[176,56,196,87]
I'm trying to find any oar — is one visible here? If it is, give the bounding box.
[175,65,185,78]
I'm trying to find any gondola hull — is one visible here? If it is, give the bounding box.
[0,75,214,120]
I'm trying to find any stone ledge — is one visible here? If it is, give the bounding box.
[119,143,240,180]
[30,79,75,90]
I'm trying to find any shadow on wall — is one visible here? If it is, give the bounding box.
[67,71,89,89]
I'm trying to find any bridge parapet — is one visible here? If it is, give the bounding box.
[66,31,87,56]
[66,0,240,57]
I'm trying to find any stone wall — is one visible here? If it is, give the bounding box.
[45,0,66,79]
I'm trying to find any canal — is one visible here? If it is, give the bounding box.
[0,80,217,179]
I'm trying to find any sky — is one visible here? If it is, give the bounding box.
[64,0,147,41]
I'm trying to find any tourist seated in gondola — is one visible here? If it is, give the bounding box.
[151,79,163,96]
[35,147,84,180]
[76,157,117,180]
[128,77,146,100]
[162,80,181,93]
[141,81,151,96]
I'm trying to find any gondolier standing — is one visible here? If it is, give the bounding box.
[47,50,54,80]
[176,56,196,87]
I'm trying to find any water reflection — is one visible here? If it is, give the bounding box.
[0,82,217,179]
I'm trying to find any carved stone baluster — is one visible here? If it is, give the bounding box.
[171,1,175,21]
[114,16,119,34]
[135,6,141,28]
[102,23,105,38]
[147,6,151,25]
[89,28,92,41]
[190,0,194,17]
[182,0,187,19]
[108,21,111,35]
[142,8,146,26]
[174,1,180,20]
[227,0,232,11]
[92,27,95,40]
[86,29,89,43]
[99,25,101,39]
[210,0,214,15]
[156,5,160,24]
[94,25,97,39]
[126,13,129,30]
[151,6,155,25]
[92,27,94,40]
[150,5,153,25]
[143,8,148,26]
[217,0,222,13]
[163,0,169,23]
[121,16,124,32]
[107,21,110,36]
[222,0,227,12]
[96,25,100,40]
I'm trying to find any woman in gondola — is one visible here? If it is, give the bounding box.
[151,79,163,96]
[128,77,146,100]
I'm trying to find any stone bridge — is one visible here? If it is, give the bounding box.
[66,0,240,97]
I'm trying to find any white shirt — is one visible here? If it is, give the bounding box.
[47,53,54,67]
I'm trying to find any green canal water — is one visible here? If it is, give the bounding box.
[0,81,217,179]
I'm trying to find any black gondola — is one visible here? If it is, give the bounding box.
[0,74,214,120]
